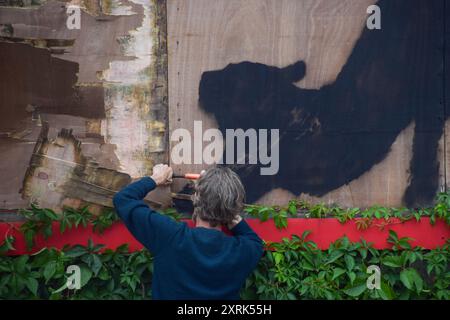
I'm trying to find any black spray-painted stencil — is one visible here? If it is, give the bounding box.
[198,0,445,206]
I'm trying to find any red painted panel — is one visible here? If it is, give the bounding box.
[0,218,448,255]
[246,218,449,249]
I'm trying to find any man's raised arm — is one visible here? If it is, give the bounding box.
[113,164,180,255]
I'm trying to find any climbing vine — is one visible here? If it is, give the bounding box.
[3,189,450,249]
[0,231,448,300]
[0,190,449,300]
[244,190,450,229]
[10,204,181,250]
[241,231,449,300]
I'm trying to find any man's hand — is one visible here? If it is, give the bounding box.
[150,164,173,186]
[227,215,242,229]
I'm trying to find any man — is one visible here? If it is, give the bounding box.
[113,164,264,300]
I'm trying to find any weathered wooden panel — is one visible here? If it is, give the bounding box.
[0,0,169,211]
[22,122,131,210]
[168,0,445,208]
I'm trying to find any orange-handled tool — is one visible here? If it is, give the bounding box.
[172,173,201,180]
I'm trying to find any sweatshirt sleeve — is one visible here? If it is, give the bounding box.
[231,219,264,266]
[113,177,181,256]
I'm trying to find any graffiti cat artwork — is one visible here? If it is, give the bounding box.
[198,0,445,206]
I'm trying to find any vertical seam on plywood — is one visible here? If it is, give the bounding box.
[443,0,448,190]
[162,0,170,165]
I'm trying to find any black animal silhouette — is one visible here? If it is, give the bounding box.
[198,0,445,206]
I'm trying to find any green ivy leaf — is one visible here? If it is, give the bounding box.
[80,265,93,288]
[414,212,421,222]
[382,256,403,268]
[23,229,35,250]
[374,210,382,219]
[43,208,58,220]
[345,255,355,271]
[0,235,15,253]
[64,245,88,258]
[90,254,103,276]
[286,292,297,300]
[348,271,356,284]
[343,282,366,297]
[25,277,38,296]
[378,281,395,300]
[430,214,436,225]
[325,250,344,265]
[43,261,57,282]
[388,230,398,242]
[42,223,53,239]
[288,203,297,216]
[400,268,423,293]
[300,230,311,241]
[332,268,346,280]
[273,252,284,265]
[98,267,110,281]
[14,255,29,273]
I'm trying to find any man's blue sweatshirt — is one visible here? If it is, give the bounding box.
[113,177,264,300]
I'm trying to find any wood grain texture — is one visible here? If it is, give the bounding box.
[0,0,170,210]
[168,0,445,207]
[168,0,375,192]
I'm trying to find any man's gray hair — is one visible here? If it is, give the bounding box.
[192,166,245,227]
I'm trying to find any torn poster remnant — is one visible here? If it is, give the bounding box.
[21,122,131,212]
[0,0,169,211]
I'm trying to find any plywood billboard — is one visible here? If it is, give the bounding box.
[0,0,168,212]
[0,0,448,213]
[168,0,448,208]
